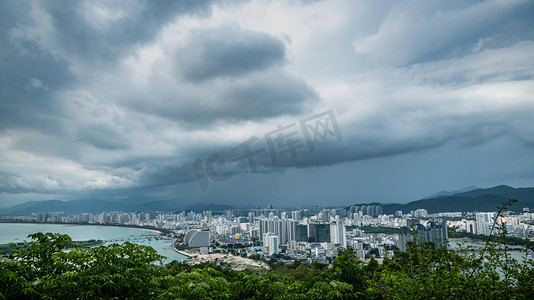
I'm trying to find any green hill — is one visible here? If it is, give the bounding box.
[378,185,534,214]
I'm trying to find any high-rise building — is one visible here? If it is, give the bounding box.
[413,209,428,218]
[296,224,308,242]
[203,211,212,220]
[330,222,347,248]
[366,205,375,217]
[375,205,383,216]
[476,212,497,236]
[264,233,279,256]
[291,210,301,221]
[307,223,330,243]
[398,226,412,252]
[397,220,448,251]
[185,229,210,248]
[466,220,477,234]
[318,211,329,222]
[259,215,296,245]
[285,219,296,243]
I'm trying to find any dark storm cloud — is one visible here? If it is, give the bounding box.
[179,25,286,82]
[1,0,533,207]
[128,70,318,125]
[38,0,215,61]
[194,72,318,122]
[77,124,130,150]
[126,25,315,125]
[136,160,198,188]
[0,2,72,133]
[0,172,66,194]
[0,82,65,133]
[221,74,316,118]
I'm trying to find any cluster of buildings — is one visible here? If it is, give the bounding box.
[449,212,534,238]
[448,211,534,237]
[2,204,534,261]
[183,206,404,261]
[397,220,448,251]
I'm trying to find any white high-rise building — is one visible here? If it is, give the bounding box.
[466,220,477,234]
[476,212,497,236]
[330,222,347,248]
[286,219,296,242]
[413,209,428,218]
[264,233,279,256]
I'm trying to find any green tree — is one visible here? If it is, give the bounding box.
[330,248,365,291]
[1,232,166,299]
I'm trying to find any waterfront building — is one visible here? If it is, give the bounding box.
[185,229,210,248]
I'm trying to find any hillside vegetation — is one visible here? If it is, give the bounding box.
[1,230,533,299]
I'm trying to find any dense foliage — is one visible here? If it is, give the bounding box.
[1,230,533,299]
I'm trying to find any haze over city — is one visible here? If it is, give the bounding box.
[1,0,533,209]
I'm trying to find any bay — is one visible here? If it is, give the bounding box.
[0,223,188,263]
[449,238,531,265]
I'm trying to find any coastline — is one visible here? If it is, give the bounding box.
[92,224,161,235]
[170,242,192,259]
[0,222,189,262]
[0,221,165,235]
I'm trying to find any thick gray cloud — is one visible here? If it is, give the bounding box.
[0,0,533,208]
[126,69,318,125]
[116,24,317,125]
[36,0,214,61]
[179,25,286,82]
[0,3,71,133]
[351,0,534,66]
[77,124,130,150]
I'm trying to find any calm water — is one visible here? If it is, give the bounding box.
[449,238,531,263]
[0,223,188,263]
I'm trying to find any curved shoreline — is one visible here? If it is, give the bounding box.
[0,223,191,262]
[0,221,165,235]
[91,224,161,235]
[171,242,192,259]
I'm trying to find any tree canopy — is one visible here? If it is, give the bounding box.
[1,230,533,299]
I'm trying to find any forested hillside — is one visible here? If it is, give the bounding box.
[1,232,533,299]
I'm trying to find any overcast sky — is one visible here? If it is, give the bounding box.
[1,0,533,208]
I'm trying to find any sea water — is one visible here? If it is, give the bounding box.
[0,223,188,263]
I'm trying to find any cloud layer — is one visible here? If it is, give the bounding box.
[1,0,533,207]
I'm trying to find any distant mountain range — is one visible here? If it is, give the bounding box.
[423,186,479,199]
[1,185,533,216]
[0,199,232,216]
[378,185,534,214]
